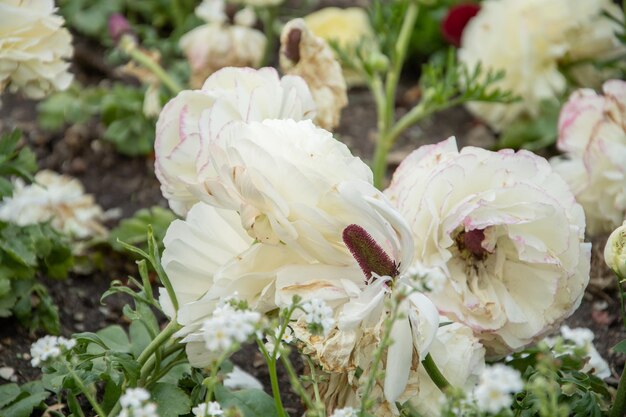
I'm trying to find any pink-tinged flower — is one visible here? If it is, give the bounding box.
[107,13,132,44]
[386,137,590,357]
[154,67,316,216]
[551,80,626,235]
[441,3,480,47]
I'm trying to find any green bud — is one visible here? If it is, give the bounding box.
[604,220,626,278]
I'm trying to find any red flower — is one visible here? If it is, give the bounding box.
[441,3,481,47]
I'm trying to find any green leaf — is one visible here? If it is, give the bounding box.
[497,100,560,150]
[0,384,20,408]
[214,386,279,417]
[150,383,192,417]
[0,391,49,417]
[96,325,132,353]
[109,207,176,252]
[613,339,626,354]
[129,321,153,357]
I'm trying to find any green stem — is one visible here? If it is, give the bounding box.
[139,342,185,385]
[123,39,184,95]
[259,6,278,67]
[68,366,106,417]
[359,301,401,416]
[371,2,420,189]
[137,321,180,367]
[383,2,419,129]
[421,353,450,392]
[280,352,316,412]
[609,362,626,417]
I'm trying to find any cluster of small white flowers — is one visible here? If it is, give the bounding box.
[558,326,611,379]
[329,407,358,417]
[473,364,523,414]
[202,305,261,352]
[117,388,158,417]
[30,335,76,367]
[264,326,294,358]
[301,298,335,336]
[192,401,223,417]
[404,263,447,294]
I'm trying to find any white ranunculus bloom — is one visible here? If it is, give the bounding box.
[179,23,266,89]
[550,80,626,235]
[154,67,316,216]
[192,119,407,267]
[280,19,347,131]
[386,137,590,356]
[0,170,106,239]
[0,0,73,99]
[459,0,622,131]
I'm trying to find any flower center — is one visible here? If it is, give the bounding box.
[457,228,488,259]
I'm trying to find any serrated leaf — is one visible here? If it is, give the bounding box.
[214,386,279,417]
[150,383,191,417]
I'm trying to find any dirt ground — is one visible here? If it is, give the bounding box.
[0,9,625,415]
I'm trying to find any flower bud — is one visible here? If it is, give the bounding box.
[108,13,133,44]
[604,221,626,278]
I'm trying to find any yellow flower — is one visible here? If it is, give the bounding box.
[304,7,374,86]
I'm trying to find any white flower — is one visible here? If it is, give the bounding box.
[605,220,626,277]
[302,298,335,336]
[199,304,260,352]
[459,0,623,131]
[412,322,485,417]
[180,24,266,89]
[556,326,611,379]
[154,67,316,216]
[551,80,626,235]
[224,366,263,391]
[473,364,523,414]
[195,0,227,24]
[386,137,591,356]
[0,0,73,99]
[56,336,76,351]
[120,388,151,409]
[30,335,62,367]
[280,19,347,131]
[131,402,159,417]
[330,407,358,417]
[0,170,107,239]
[192,401,223,417]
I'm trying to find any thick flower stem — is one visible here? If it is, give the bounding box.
[370,2,419,189]
[67,366,106,417]
[421,353,451,392]
[137,320,180,367]
[609,362,626,417]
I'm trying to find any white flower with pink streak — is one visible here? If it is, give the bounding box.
[386,137,590,356]
[551,80,626,235]
[154,67,316,216]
